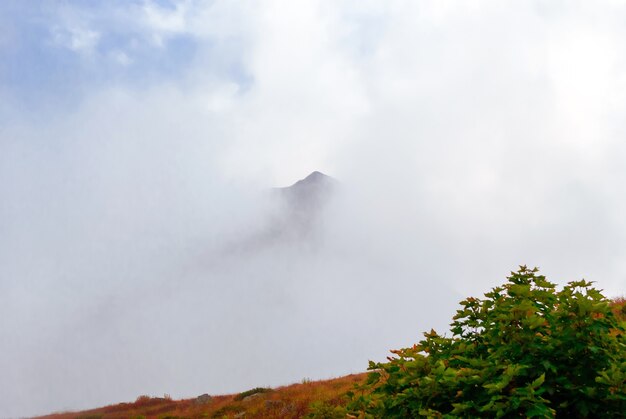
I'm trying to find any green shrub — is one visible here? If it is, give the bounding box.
[211,404,243,418]
[349,266,626,417]
[233,387,272,401]
[307,401,347,418]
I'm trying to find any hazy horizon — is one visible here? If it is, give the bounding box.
[2,1,626,417]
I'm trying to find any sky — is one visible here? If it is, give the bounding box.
[2,0,626,417]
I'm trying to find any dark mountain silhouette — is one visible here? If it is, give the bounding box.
[263,171,338,245]
[275,171,337,213]
[215,171,338,257]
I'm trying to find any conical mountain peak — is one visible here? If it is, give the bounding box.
[288,171,334,189]
[275,171,337,212]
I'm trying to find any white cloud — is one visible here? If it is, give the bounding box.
[140,0,193,46]
[110,49,133,66]
[52,24,100,54]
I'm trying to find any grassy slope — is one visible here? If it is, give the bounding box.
[35,298,626,419]
[36,373,367,419]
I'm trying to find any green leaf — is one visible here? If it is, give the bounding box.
[530,373,545,389]
[348,267,626,419]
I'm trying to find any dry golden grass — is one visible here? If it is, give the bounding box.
[36,373,366,419]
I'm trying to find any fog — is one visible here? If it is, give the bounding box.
[2,1,626,417]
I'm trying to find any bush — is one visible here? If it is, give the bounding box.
[307,401,347,418]
[211,404,243,418]
[349,267,626,417]
[612,297,626,322]
[233,387,272,401]
[135,395,152,403]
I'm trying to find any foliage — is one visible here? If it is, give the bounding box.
[307,401,347,419]
[612,297,626,323]
[210,404,242,418]
[349,266,626,418]
[233,387,272,401]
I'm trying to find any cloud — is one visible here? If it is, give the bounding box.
[137,0,192,47]
[2,1,626,417]
[52,25,100,53]
[109,49,133,66]
[47,3,102,55]
[141,0,191,39]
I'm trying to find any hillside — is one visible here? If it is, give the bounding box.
[36,294,624,418]
[36,373,366,419]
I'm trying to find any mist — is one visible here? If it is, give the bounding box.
[2,1,626,417]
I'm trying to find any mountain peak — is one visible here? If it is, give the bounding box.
[307,170,325,178]
[275,171,337,212]
[288,171,333,188]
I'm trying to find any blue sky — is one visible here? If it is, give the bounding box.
[0,1,252,117]
[3,1,626,417]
